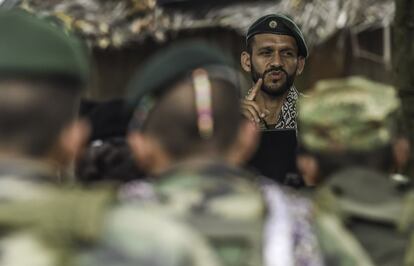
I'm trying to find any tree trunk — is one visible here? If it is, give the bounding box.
[393,0,414,175]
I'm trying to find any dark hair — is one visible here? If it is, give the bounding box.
[0,78,80,156]
[75,137,144,185]
[139,76,242,160]
[246,36,255,54]
[310,145,394,180]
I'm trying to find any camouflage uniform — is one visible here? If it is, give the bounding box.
[124,39,327,266]
[298,77,414,265]
[76,203,221,266]
[121,162,327,266]
[0,159,112,266]
[145,161,265,266]
[0,159,220,266]
[0,10,220,266]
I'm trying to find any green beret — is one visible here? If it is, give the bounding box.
[0,10,89,86]
[246,14,308,58]
[126,41,234,109]
[298,77,400,153]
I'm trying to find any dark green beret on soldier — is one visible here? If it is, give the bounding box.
[246,13,308,58]
[0,9,89,85]
[126,41,235,109]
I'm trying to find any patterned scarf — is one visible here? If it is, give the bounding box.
[274,86,299,129]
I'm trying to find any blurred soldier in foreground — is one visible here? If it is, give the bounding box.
[125,41,324,266]
[298,77,414,265]
[0,10,219,266]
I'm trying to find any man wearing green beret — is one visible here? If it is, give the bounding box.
[0,8,105,265]
[0,9,219,266]
[297,77,414,265]
[241,14,307,129]
[125,41,264,266]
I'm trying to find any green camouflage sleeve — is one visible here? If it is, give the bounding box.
[75,204,222,266]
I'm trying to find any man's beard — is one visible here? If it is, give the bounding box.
[251,63,295,97]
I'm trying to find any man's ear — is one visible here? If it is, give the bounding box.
[227,120,259,166]
[241,51,252,73]
[296,153,319,186]
[56,119,90,165]
[296,56,306,75]
[128,132,171,175]
[128,132,152,172]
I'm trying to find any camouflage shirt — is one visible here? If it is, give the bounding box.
[0,158,220,266]
[157,161,266,266]
[121,162,325,266]
[0,159,113,266]
[314,167,414,266]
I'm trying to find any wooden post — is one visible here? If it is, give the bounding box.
[393,0,414,175]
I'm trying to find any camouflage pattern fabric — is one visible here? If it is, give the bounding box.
[119,163,324,266]
[0,159,221,266]
[76,204,222,266]
[298,77,400,153]
[130,161,266,266]
[0,159,113,266]
[314,167,414,266]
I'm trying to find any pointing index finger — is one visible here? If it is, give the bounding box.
[245,78,262,101]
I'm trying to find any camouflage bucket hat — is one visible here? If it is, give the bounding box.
[298,76,400,153]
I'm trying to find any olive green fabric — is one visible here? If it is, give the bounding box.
[150,162,265,266]
[76,204,222,266]
[313,209,375,266]
[0,162,222,266]
[246,14,308,58]
[298,76,400,153]
[0,9,89,85]
[314,167,414,266]
[0,174,113,266]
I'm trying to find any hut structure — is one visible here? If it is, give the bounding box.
[1,0,395,99]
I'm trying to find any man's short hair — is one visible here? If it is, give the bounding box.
[300,145,394,179]
[0,78,80,156]
[0,10,90,157]
[127,41,242,159]
[140,76,242,159]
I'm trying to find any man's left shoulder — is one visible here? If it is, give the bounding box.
[76,203,221,266]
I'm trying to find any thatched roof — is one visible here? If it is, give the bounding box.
[3,0,394,49]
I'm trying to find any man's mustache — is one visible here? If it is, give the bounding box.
[262,66,288,78]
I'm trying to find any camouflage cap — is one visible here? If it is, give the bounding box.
[246,14,308,58]
[0,10,89,86]
[298,76,400,153]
